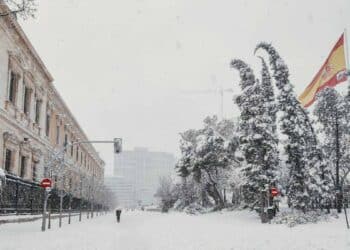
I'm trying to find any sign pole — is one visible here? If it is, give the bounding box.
[40,178,52,232]
[344,28,350,94]
[41,189,49,232]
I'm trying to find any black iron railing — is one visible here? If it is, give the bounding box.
[0,174,105,214]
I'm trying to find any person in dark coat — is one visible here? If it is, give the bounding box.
[116,208,122,223]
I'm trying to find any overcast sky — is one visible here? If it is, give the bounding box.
[20,0,350,175]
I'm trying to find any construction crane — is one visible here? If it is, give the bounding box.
[180,86,234,120]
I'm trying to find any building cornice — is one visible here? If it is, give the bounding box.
[0,107,105,169]
[0,0,53,83]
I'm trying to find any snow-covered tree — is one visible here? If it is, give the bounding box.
[154,176,177,212]
[255,43,332,211]
[230,59,278,208]
[228,164,246,206]
[215,118,240,203]
[174,177,202,209]
[193,116,230,208]
[175,116,240,209]
[42,149,71,226]
[176,129,199,179]
[258,56,277,133]
[176,128,204,207]
[257,55,280,187]
[214,118,240,163]
[314,87,350,211]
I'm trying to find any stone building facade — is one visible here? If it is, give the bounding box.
[0,3,104,194]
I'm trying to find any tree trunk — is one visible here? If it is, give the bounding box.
[91,201,94,218]
[68,195,72,224]
[213,184,224,208]
[201,188,211,207]
[205,183,224,208]
[79,198,82,222]
[204,170,224,208]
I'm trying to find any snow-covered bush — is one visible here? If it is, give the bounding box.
[272,210,338,227]
[183,202,208,215]
[154,176,178,212]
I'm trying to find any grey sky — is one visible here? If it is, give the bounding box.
[20,0,350,175]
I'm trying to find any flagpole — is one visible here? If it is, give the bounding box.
[344,28,350,95]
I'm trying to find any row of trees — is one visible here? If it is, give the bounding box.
[166,42,350,214]
[42,147,116,225]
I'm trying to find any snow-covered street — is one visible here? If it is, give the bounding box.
[1,211,349,250]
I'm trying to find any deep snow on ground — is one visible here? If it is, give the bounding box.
[0,210,349,250]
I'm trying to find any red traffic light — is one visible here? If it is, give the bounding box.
[270,187,279,197]
[40,178,52,188]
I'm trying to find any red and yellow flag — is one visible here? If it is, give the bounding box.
[299,34,348,108]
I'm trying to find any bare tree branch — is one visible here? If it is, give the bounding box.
[0,0,37,20]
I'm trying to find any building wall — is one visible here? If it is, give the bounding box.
[0,4,104,193]
[114,147,175,206]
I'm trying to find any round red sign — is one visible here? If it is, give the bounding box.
[270,187,279,197]
[40,178,52,188]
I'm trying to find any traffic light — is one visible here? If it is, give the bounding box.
[114,138,122,154]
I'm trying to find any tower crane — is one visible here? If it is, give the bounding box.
[181,86,234,120]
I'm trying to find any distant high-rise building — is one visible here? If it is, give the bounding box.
[104,176,135,208]
[114,147,175,206]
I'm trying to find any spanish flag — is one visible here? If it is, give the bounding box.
[299,34,348,108]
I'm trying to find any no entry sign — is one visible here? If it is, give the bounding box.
[40,178,52,188]
[270,187,279,197]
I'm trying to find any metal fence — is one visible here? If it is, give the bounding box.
[0,174,103,214]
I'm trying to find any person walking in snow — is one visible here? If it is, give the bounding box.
[116,208,122,223]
